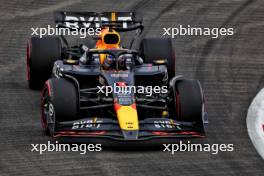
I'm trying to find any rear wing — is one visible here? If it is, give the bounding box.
[54,12,143,32]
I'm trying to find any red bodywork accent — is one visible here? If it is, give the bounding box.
[116,82,126,87]
[54,131,106,137]
[45,81,51,96]
[114,103,122,111]
[152,131,204,137]
[131,103,137,110]
[152,131,169,136]
[40,81,51,129]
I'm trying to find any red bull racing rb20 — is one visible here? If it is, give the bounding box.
[26,12,208,141]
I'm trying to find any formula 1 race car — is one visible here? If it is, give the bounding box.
[26,12,208,140]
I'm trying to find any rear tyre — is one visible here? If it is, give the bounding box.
[27,36,61,89]
[41,78,78,136]
[174,79,205,130]
[139,38,176,79]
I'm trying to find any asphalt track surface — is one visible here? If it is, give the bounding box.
[0,0,264,175]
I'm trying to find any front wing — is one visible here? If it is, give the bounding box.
[54,117,205,141]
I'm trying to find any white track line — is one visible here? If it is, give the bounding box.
[247,88,264,159]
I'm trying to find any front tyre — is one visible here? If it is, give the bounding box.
[41,78,78,136]
[174,79,205,132]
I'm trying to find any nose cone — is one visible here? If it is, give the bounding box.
[114,103,139,140]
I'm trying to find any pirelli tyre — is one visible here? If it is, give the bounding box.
[41,78,78,136]
[26,36,62,89]
[139,38,176,79]
[174,79,205,131]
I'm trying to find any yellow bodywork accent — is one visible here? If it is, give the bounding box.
[162,110,168,117]
[92,117,97,123]
[66,59,78,64]
[153,59,167,65]
[111,12,116,21]
[116,106,139,130]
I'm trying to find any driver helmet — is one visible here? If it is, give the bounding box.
[96,28,120,65]
[104,54,115,68]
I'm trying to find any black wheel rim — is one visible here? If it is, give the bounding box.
[42,89,56,136]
